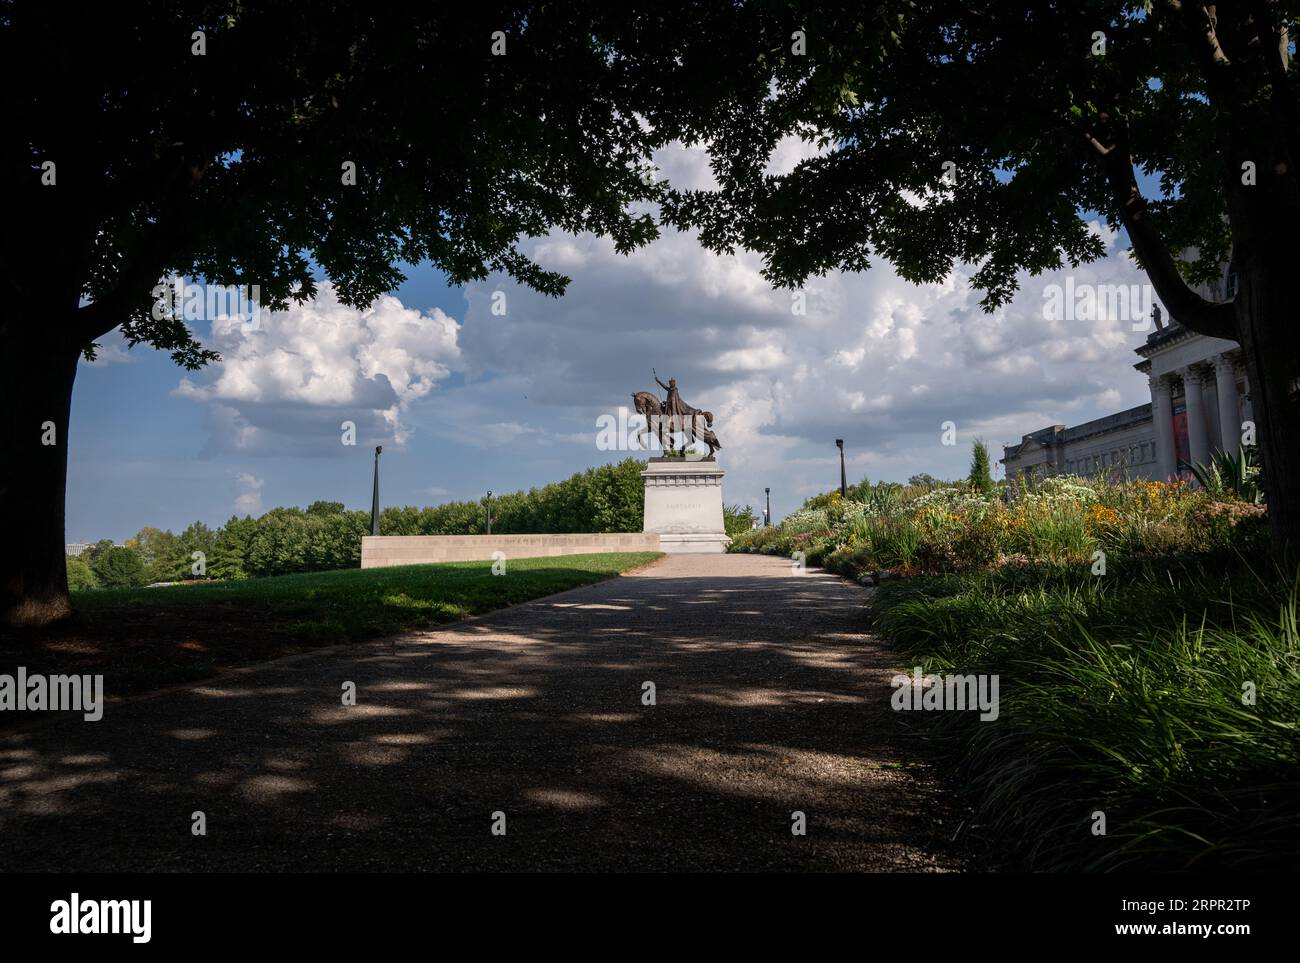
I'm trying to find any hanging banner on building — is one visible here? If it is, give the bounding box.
[1171,404,1191,473]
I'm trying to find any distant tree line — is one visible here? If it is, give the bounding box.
[68,459,651,588]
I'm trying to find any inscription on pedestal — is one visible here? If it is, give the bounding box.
[640,460,730,554]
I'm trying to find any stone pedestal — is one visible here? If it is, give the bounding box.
[641,458,731,554]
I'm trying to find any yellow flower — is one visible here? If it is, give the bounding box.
[1087,504,1119,528]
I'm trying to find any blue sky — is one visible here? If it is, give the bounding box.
[67,142,1162,543]
[70,268,501,542]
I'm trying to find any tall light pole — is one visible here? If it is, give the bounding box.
[836,438,847,498]
[764,487,771,527]
[485,490,493,535]
[370,445,383,536]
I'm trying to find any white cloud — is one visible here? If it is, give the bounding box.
[763,132,830,177]
[234,472,264,515]
[176,283,461,455]
[427,151,1157,510]
[165,143,1159,520]
[80,330,136,366]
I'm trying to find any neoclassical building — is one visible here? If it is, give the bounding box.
[1002,287,1252,482]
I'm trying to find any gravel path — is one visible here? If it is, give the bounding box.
[0,554,969,871]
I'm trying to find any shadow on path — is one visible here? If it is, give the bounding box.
[0,554,969,871]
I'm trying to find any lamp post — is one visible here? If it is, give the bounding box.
[370,445,382,536]
[764,487,771,527]
[485,490,493,535]
[836,438,847,498]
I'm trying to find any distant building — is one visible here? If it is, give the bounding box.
[1003,273,1251,482]
[1001,404,1161,481]
[65,542,93,557]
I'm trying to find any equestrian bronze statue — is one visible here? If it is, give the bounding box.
[631,369,722,458]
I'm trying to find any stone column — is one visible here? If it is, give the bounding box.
[1149,373,1176,481]
[1213,353,1241,458]
[1241,372,1256,441]
[1181,365,1211,471]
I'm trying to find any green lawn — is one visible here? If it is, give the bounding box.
[75,552,661,635]
[4,552,661,699]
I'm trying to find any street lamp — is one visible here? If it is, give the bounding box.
[485,490,493,535]
[836,438,847,498]
[370,445,383,536]
[764,487,771,527]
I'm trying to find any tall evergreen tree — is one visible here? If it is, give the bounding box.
[968,440,995,495]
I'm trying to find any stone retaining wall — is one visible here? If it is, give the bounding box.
[360,533,661,569]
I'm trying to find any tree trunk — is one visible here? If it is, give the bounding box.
[1234,249,1300,557]
[0,330,81,627]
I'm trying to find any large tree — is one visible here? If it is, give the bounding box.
[660,1,1300,553]
[1,3,696,625]
[7,2,1299,625]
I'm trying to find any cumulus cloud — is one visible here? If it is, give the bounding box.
[176,283,461,456]
[425,146,1157,513]
[234,472,264,515]
[170,142,1158,521]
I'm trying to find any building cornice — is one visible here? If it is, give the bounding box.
[1133,322,1201,359]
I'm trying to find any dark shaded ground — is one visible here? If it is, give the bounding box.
[0,553,660,699]
[0,554,974,871]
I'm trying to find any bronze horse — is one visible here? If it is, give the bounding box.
[631,390,721,458]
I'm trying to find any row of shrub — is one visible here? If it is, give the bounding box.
[69,458,675,587]
[731,473,1268,577]
[70,456,759,588]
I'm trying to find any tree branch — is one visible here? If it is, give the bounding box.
[1085,119,1238,340]
[72,160,204,344]
[74,227,193,344]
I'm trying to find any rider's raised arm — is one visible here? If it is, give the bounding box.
[654,375,669,391]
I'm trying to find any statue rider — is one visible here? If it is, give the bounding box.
[654,369,696,419]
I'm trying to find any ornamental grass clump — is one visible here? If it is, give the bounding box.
[870,556,1300,871]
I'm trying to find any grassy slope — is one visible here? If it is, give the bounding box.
[2,552,661,697]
